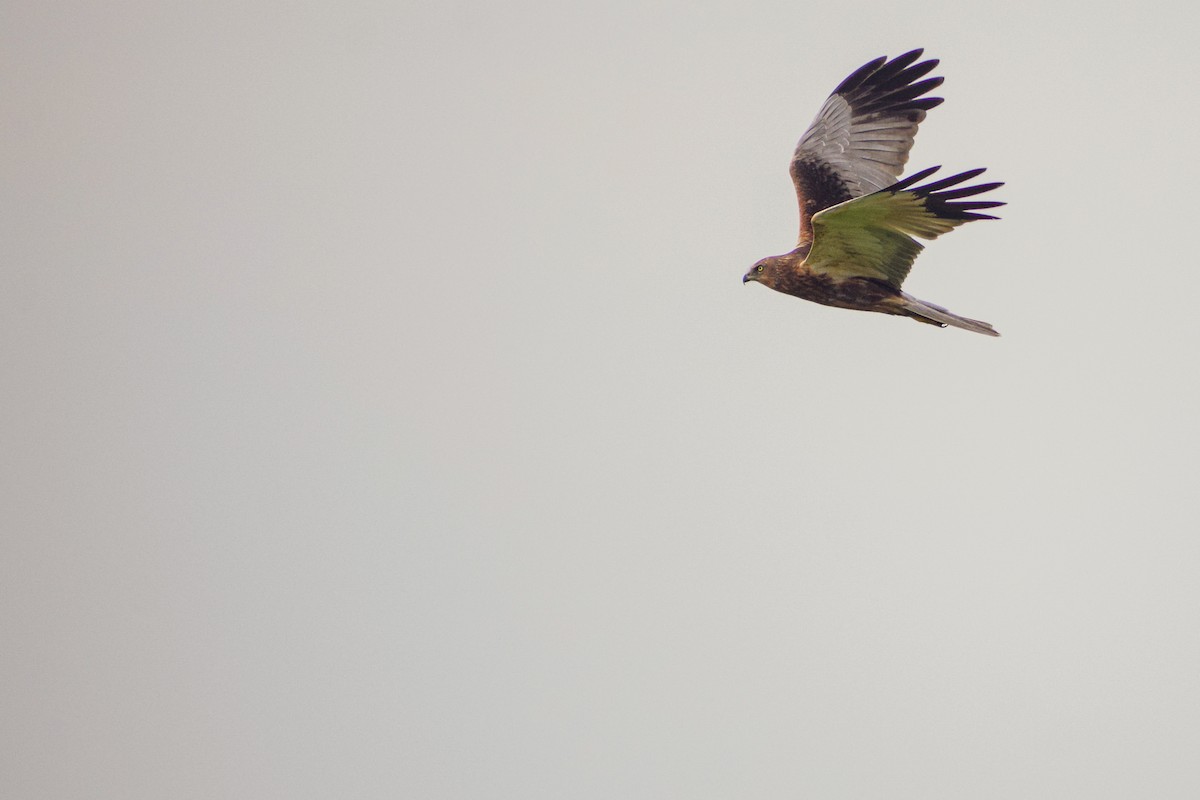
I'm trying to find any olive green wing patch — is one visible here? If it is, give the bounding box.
[806,167,1003,288]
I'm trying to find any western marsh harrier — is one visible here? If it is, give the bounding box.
[743,49,1003,336]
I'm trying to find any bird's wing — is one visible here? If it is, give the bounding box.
[805,167,1004,288]
[790,49,944,246]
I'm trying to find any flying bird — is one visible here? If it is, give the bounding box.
[743,49,1003,336]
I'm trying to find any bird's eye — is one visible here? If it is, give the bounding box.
[756,264,764,273]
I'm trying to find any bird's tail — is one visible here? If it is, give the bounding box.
[898,292,1000,337]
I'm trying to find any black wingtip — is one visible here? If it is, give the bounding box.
[833,55,888,95]
[935,181,1004,200]
[914,167,988,193]
[868,49,926,84]
[891,168,1006,220]
[889,165,941,192]
[893,58,940,86]
[833,49,945,118]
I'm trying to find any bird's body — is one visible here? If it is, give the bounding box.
[753,246,893,312]
[743,49,1003,336]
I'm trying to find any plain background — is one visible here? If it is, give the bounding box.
[4,1,1200,797]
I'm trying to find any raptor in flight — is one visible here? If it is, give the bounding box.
[743,49,1003,336]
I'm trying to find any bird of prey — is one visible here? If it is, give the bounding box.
[743,49,1003,336]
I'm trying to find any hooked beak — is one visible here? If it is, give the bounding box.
[742,272,753,284]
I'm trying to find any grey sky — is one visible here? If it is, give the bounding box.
[4,1,1200,797]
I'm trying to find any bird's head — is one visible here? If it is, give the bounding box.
[743,256,784,288]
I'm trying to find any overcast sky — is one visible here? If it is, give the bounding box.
[4,2,1200,798]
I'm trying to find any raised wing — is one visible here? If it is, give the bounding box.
[791,49,944,245]
[805,167,1004,288]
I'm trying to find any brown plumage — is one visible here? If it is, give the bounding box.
[743,49,1004,336]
